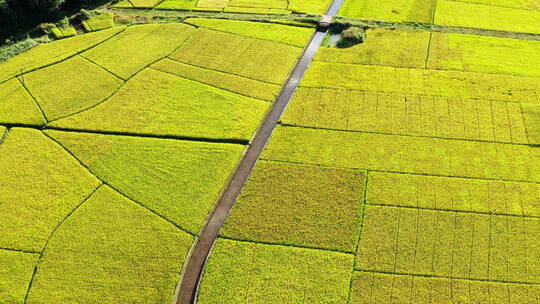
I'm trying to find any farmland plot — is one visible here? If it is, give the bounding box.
[156,0,332,14]
[0,19,310,303]
[338,0,437,23]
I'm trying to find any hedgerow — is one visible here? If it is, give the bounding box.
[197,238,354,303]
[26,186,194,303]
[316,29,430,68]
[301,62,540,103]
[350,271,540,303]
[262,125,540,182]
[356,205,539,282]
[221,160,366,252]
[23,56,123,121]
[339,0,437,23]
[435,0,540,34]
[282,88,529,144]
[44,129,245,234]
[0,128,100,252]
[170,28,302,84]
[151,58,280,101]
[185,18,313,47]
[367,172,540,216]
[0,78,46,126]
[0,27,123,83]
[81,23,195,79]
[0,250,39,303]
[49,68,269,141]
[428,32,540,77]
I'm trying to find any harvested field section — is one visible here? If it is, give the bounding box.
[282,88,529,144]
[49,68,269,142]
[367,172,540,216]
[428,33,540,77]
[185,18,313,47]
[26,186,194,304]
[45,130,245,234]
[170,28,302,84]
[350,271,540,304]
[434,0,540,34]
[23,56,123,121]
[221,161,366,252]
[151,58,280,101]
[197,238,354,303]
[356,205,540,283]
[82,23,195,79]
[0,128,100,252]
[263,126,540,182]
[315,29,430,68]
[0,78,46,125]
[302,62,540,104]
[0,250,39,303]
[0,27,124,83]
[338,0,437,23]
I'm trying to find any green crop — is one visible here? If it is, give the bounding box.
[350,271,540,303]
[157,0,197,9]
[170,28,302,84]
[45,129,245,234]
[49,68,269,141]
[229,0,287,9]
[82,13,114,32]
[522,103,540,145]
[82,23,195,79]
[0,27,124,83]
[367,172,540,217]
[288,0,332,14]
[356,205,539,282]
[0,78,46,126]
[435,0,540,34]
[443,0,540,10]
[151,58,280,101]
[23,56,123,121]
[301,62,540,104]
[0,128,100,252]
[316,29,429,68]
[428,32,540,77]
[221,160,366,252]
[339,0,436,23]
[262,125,540,182]
[0,250,39,303]
[197,238,354,303]
[185,18,313,47]
[26,185,194,304]
[282,88,529,144]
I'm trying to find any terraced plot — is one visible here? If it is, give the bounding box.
[0,19,310,303]
[151,0,332,14]
[339,0,437,23]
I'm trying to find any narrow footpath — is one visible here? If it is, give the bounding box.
[174,1,346,303]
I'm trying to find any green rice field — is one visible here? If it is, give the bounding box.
[1,0,540,303]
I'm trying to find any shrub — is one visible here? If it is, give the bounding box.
[337,26,365,48]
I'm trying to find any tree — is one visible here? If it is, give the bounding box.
[27,0,66,11]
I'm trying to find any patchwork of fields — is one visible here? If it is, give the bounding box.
[0,19,312,303]
[339,0,540,34]
[197,22,540,304]
[2,0,540,303]
[113,0,333,15]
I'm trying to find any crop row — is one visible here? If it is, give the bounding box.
[351,271,540,304]
[283,88,531,144]
[358,205,539,283]
[367,172,540,217]
[263,125,540,182]
[302,62,540,104]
